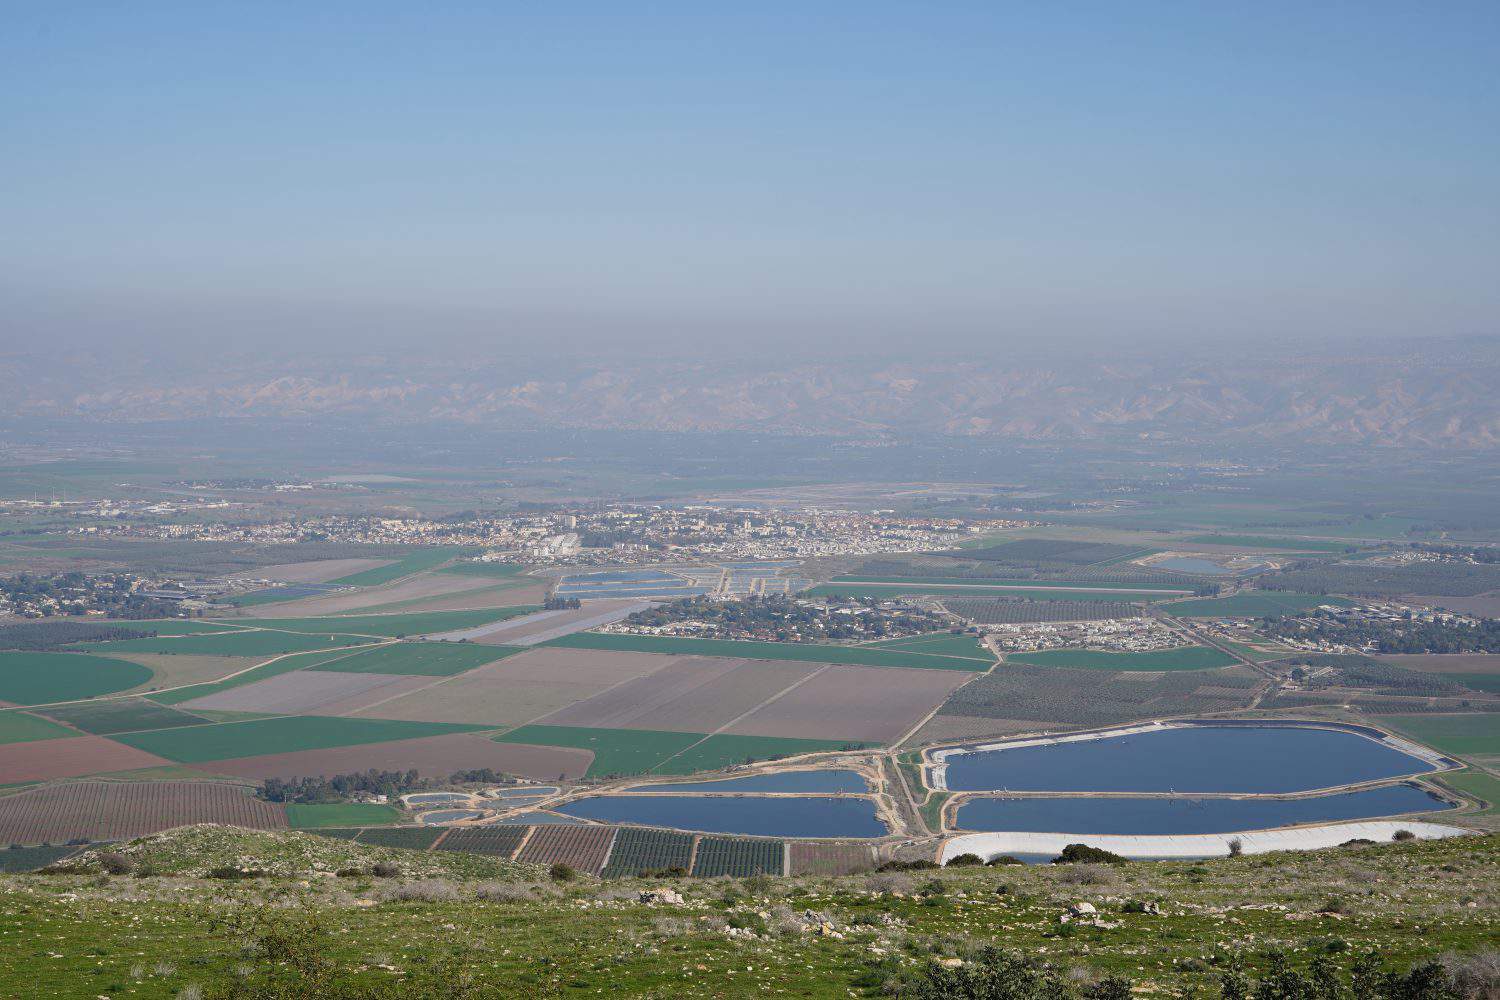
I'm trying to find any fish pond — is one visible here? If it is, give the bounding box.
[419,810,484,824]
[1153,557,1250,575]
[630,769,870,794]
[954,784,1451,835]
[554,795,886,838]
[941,725,1437,794]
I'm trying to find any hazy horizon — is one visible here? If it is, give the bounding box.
[5,3,1499,353]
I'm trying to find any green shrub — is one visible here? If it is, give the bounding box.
[1053,843,1125,865]
[945,853,984,867]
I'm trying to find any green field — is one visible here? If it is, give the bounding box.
[805,584,1165,602]
[1378,714,1500,757]
[493,724,867,777]
[225,587,308,608]
[207,607,541,638]
[654,734,872,775]
[315,641,520,676]
[79,630,371,658]
[36,698,209,736]
[1163,591,1353,617]
[1184,535,1357,552]
[1005,646,1239,671]
[148,647,366,705]
[543,632,990,670]
[436,562,528,579]
[1441,673,1500,694]
[324,548,472,587]
[0,710,75,745]
[864,632,994,663]
[495,725,703,778]
[0,651,155,705]
[286,802,404,829]
[834,576,1188,592]
[1439,769,1500,815]
[113,716,487,763]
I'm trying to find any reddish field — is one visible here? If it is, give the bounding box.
[198,733,592,782]
[359,647,678,728]
[536,655,737,729]
[0,780,287,845]
[539,656,818,732]
[515,824,616,875]
[459,601,643,645]
[242,575,488,617]
[182,670,433,715]
[0,735,170,784]
[725,664,969,743]
[789,842,877,876]
[604,659,819,733]
[226,558,394,584]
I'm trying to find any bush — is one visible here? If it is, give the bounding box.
[476,882,556,902]
[877,859,939,872]
[987,855,1025,866]
[1392,829,1416,842]
[548,862,576,882]
[207,866,265,880]
[377,880,459,903]
[1056,864,1116,886]
[945,853,984,867]
[1053,843,1125,865]
[96,851,136,875]
[1220,950,1468,1000]
[743,874,776,896]
[893,945,1132,1000]
[371,861,401,878]
[1227,837,1243,857]
[1438,948,1500,998]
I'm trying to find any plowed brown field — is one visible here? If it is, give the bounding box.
[0,735,170,784]
[199,733,591,782]
[0,780,286,845]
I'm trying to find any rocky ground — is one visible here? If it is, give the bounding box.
[0,825,1494,998]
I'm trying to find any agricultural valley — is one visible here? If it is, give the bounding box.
[0,456,1497,996]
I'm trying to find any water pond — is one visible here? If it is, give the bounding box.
[487,795,548,809]
[554,795,887,838]
[406,793,474,805]
[485,786,560,799]
[555,581,711,599]
[954,784,1451,835]
[1152,557,1237,575]
[559,570,682,585]
[630,769,869,794]
[419,810,483,824]
[942,725,1435,794]
[489,812,587,825]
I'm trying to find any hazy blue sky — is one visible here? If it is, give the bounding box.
[3,3,1497,351]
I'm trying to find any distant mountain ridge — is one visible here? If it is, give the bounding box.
[3,346,1498,449]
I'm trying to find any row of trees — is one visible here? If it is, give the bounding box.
[1263,612,1500,654]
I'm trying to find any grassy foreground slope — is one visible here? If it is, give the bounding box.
[0,826,1493,998]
